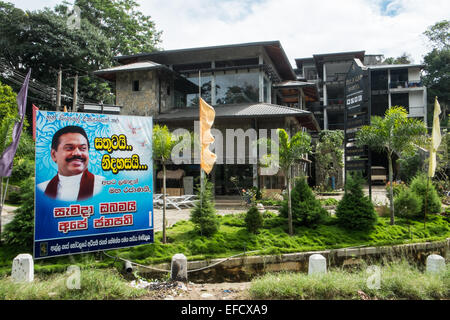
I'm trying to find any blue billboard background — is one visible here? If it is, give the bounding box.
[34,111,154,259]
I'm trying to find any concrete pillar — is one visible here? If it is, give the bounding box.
[259,55,264,103]
[171,253,188,282]
[388,69,392,107]
[11,254,34,282]
[426,254,445,274]
[308,254,327,275]
[323,63,328,130]
[211,61,216,105]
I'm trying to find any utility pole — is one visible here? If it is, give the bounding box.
[72,72,78,112]
[56,65,62,111]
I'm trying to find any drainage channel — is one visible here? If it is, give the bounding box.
[110,238,449,283]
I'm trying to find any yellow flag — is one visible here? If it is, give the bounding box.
[199,98,217,174]
[428,97,442,177]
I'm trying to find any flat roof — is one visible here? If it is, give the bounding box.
[367,63,425,70]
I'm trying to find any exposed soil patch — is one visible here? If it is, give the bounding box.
[138,281,252,300]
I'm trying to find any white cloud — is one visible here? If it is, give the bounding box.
[138,0,449,65]
[8,0,450,65]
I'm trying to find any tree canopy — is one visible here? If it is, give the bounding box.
[0,0,162,113]
[383,52,412,64]
[356,106,427,225]
[422,19,449,127]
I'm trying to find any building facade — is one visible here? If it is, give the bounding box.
[295,51,428,186]
[94,44,429,194]
[95,41,320,195]
[295,51,427,131]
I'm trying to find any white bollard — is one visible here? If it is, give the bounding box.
[308,254,327,275]
[171,253,188,282]
[426,254,445,274]
[11,254,34,283]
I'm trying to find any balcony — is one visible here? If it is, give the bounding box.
[389,80,424,92]
[326,99,345,112]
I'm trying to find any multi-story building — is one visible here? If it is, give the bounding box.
[94,44,429,194]
[295,51,427,130]
[295,51,428,185]
[94,41,320,195]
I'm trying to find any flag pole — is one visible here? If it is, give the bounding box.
[199,70,205,192]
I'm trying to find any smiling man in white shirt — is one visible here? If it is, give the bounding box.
[37,126,104,201]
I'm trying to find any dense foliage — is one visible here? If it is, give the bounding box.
[409,173,442,216]
[394,188,422,219]
[280,177,328,228]
[422,19,449,126]
[0,0,161,110]
[2,177,34,248]
[336,174,377,231]
[315,130,344,190]
[356,106,427,225]
[245,206,263,234]
[190,178,220,237]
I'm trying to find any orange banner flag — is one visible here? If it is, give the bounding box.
[199,98,217,174]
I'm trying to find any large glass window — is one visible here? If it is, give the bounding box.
[215,70,259,105]
[186,73,212,107]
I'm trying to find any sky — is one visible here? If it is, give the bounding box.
[8,0,450,67]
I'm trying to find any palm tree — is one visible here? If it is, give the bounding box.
[152,124,180,243]
[259,129,312,235]
[356,106,427,225]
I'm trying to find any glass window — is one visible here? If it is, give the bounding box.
[215,70,259,105]
[186,74,212,107]
[174,90,186,108]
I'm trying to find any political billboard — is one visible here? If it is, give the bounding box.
[34,111,154,259]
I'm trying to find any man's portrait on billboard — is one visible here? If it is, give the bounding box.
[37,125,104,201]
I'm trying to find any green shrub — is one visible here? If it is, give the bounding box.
[0,268,146,300]
[410,173,442,216]
[336,174,377,230]
[250,260,449,300]
[386,181,408,198]
[280,177,328,227]
[320,198,339,206]
[397,152,424,183]
[2,177,35,248]
[394,188,422,219]
[245,206,263,234]
[190,178,220,237]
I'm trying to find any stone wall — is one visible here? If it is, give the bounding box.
[116,70,173,117]
[138,238,449,283]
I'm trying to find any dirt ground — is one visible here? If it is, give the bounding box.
[139,281,252,300]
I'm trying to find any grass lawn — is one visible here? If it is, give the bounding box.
[0,212,448,276]
[249,259,450,300]
[0,268,147,300]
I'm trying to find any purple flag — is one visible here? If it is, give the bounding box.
[0,69,31,177]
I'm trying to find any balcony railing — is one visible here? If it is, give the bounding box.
[389,80,423,89]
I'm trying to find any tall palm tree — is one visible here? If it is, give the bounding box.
[152,124,180,243]
[356,106,427,225]
[259,129,312,235]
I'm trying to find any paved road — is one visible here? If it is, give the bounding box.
[0,204,19,232]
